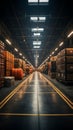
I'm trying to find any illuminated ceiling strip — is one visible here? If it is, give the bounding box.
[33,33,40,36]
[67,31,73,38]
[33,41,41,45]
[30,17,38,21]
[28,0,49,3]
[33,46,40,48]
[28,0,38,3]
[59,42,64,47]
[52,51,54,55]
[32,28,44,32]
[6,39,12,45]
[30,17,46,22]
[19,53,22,56]
[14,48,18,52]
[55,48,58,51]
[39,0,49,3]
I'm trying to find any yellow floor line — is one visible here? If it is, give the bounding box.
[0,113,73,117]
[16,91,56,94]
[0,74,33,109]
[41,73,73,109]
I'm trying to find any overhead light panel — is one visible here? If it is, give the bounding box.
[59,42,64,47]
[32,28,44,32]
[28,0,49,3]
[30,17,38,21]
[30,16,46,22]
[39,17,46,21]
[19,53,22,56]
[28,0,38,3]
[33,41,41,45]
[6,39,12,45]
[55,48,58,51]
[23,56,25,59]
[14,48,18,52]
[67,31,73,38]
[33,33,40,36]
[33,46,40,48]
[52,51,54,55]
[39,0,49,2]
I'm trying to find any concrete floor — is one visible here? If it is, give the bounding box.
[0,71,73,129]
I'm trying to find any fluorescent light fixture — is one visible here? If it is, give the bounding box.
[30,16,46,22]
[50,54,52,57]
[32,28,38,31]
[33,33,40,36]
[39,17,46,21]
[28,0,38,3]
[33,41,41,45]
[23,56,25,59]
[14,48,18,52]
[30,17,38,21]
[32,28,44,32]
[19,53,22,56]
[52,51,54,55]
[39,0,49,2]
[33,46,40,48]
[55,48,58,51]
[67,31,73,38]
[59,42,64,47]
[6,39,11,45]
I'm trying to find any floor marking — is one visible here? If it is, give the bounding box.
[16,92,56,94]
[41,73,73,109]
[0,74,33,109]
[0,113,73,117]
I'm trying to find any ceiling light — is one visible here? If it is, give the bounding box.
[33,33,40,36]
[50,54,52,57]
[30,17,38,21]
[28,0,38,3]
[67,31,73,38]
[52,51,54,55]
[33,41,41,45]
[19,53,22,56]
[6,39,12,45]
[33,46,40,48]
[39,0,49,2]
[55,48,58,51]
[39,17,46,21]
[14,48,18,52]
[23,56,25,59]
[59,42,64,47]
[32,28,44,32]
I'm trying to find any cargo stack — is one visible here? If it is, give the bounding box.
[14,58,26,76]
[49,56,57,78]
[14,58,23,68]
[12,68,23,80]
[0,40,5,87]
[56,48,73,83]
[4,51,14,76]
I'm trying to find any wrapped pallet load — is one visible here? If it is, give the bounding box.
[12,68,23,80]
[14,58,26,76]
[49,56,57,78]
[56,48,73,83]
[0,40,5,87]
[4,51,14,76]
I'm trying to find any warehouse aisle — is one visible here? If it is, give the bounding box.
[0,71,73,129]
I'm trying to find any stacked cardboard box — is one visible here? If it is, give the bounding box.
[14,58,23,68]
[4,51,14,76]
[0,40,5,87]
[49,56,57,78]
[14,58,26,75]
[56,48,73,82]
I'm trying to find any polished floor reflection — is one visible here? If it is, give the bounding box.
[0,71,73,129]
